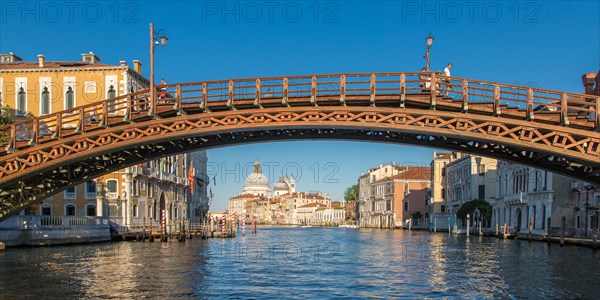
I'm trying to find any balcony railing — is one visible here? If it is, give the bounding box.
[106,192,118,200]
[64,192,76,200]
[504,192,528,205]
[85,192,97,200]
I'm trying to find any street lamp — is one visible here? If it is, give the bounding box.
[149,23,168,115]
[424,33,434,71]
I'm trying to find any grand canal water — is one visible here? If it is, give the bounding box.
[1,227,599,299]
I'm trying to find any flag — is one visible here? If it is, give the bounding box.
[172,157,178,175]
[188,166,195,195]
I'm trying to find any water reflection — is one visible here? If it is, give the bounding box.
[1,227,599,298]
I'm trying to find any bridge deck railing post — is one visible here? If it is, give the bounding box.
[77,106,85,133]
[400,73,406,108]
[55,113,63,138]
[340,75,346,106]
[200,82,209,112]
[283,77,290,106]
[101,101,108,127]
[430,72,437,109]
[461,80,469,113]
[493,84,501,116]
[560,93,569,126]
[30,118,38,146]
[227,80,236,110]
[254,78,262,108]
[526,88,534,121]
[369,73,376,107]
[311,76,317,106]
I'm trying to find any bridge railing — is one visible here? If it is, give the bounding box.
[441,75,599,125]
[1,72,599,153]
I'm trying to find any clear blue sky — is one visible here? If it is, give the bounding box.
[2,1,599,211]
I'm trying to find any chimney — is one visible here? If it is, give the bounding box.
[81,52,101,64]
[37,54,45,68]
[582,73,596,95]
[120,60,127,67]
[133,60,142,74]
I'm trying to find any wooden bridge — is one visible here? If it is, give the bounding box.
[0,72,599,220]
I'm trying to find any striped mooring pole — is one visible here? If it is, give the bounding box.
[221,213,226,233]
[232,213,236,235]
[242,212,246,236]
[161,209,166,242]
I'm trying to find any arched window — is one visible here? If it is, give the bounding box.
[153,201,157,219]
[41,204,52,216]
[86,204,96,216]
[65,86,74,110]
[541,205,546,229]
[41,87,50,115]
[532,205,537,229]
[107,85,117,112]
[132,204,138,218]
[106,179,118,194]
[17,87,26,115]
[65,204,76,216]
[107,85,116,99]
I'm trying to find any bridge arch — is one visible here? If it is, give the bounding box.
[0,72,599,220]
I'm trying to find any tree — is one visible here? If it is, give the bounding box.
[344,184,359,201]
[411,211,423,220]
[456,199,492,221]
[0,105,12,126]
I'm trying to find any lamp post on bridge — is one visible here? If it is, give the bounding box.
[423,33,434,71]
[149,23,168,115]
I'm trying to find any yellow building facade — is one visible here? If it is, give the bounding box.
[0,52,209,232]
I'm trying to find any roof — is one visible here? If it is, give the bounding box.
[0,61,114,70]
[230,193,258,200]
[298,203,327,208]
[374,166,431,182]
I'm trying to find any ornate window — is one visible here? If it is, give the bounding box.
[65,86,74,110]
[41,87,50,115]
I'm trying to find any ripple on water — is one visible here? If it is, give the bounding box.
[1,227,599,299]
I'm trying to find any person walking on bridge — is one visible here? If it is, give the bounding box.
[443,63,452,97]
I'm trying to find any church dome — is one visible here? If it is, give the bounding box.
[244,172,270,188]
[242,159,270,196]
[273,176,289,191]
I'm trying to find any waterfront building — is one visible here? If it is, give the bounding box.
[97,156,189,231]
[344,200,357,222]
[296,203,327,225]
[187,151,210,224]
[492,161,599,238]
[429,152,463,214]
[0,53,207,230]
[311,201,345,226]
[359,165,431,228]
[444,154,497,214]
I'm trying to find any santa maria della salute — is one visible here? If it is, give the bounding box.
[228,160,345,225]
[240,159,295,197]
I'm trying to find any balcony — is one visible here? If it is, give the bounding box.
[158,172,176,182]
[64,192,76,200]
[106,192,118,200]
[85,192,97,200]
[504,192,528,205]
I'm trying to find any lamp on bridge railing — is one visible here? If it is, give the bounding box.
[149,23,168,114]
[424,33,434,72]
